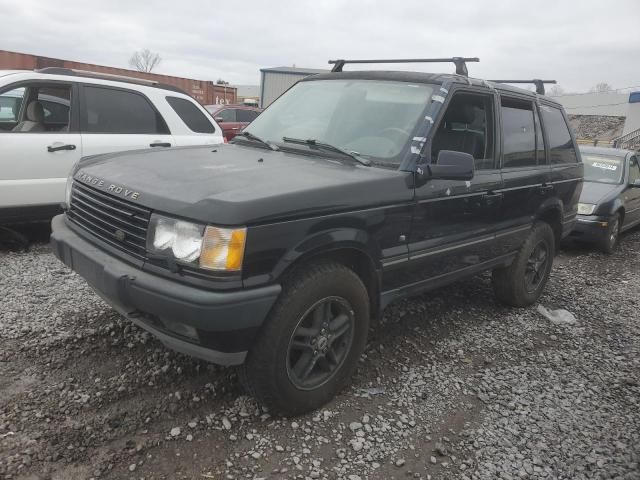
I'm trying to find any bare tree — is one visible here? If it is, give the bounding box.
[548,85,565,96]
[216,79,229,85]
[129,49,162,72]
[589,82,614,93]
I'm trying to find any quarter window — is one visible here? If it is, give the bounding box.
[0,87,25,127]
[82,86,168,134]
[539,105,577,164]
[166,96,215,133]
[432,92,495,170]
[501,98,536,168]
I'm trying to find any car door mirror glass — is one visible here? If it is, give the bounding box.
[215,116,224,124]
[425,150,475,181]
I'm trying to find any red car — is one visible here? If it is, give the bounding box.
[205,104,262,141]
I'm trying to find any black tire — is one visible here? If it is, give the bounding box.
[492,222,555,307]
[239,261,370,416]
[599,212,621,254]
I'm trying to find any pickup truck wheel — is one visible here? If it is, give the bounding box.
[492,222,555,307]
[600,212,621,254]
[239,261,370,416]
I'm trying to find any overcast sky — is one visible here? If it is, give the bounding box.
[3,0,639,93]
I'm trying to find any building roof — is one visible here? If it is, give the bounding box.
[260,66,329,75]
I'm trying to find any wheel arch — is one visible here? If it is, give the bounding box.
[535,201,563,247]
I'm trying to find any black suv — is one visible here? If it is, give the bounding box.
[51,58,583,415]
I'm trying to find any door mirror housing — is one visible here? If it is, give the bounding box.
[215,116,225,124]
[422,150,475,181]
[631,179,640,188]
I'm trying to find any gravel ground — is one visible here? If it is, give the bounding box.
[1,227,639,480]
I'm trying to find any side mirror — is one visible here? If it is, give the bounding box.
[424,150,475,181]
[215,116,225,124]
[632,179,640,188]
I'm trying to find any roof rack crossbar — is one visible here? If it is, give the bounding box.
[489,79,557,95]
[328,57,479,76]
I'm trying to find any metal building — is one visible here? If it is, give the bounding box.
[259,66,327,108]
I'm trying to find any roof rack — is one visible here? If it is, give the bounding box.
[35,67,189,95]
[328,57,480,77]
[488,79,557,95]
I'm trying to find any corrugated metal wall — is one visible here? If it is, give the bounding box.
[260,71,307,108]
[0,50,236,105]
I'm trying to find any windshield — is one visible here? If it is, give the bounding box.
[583,154,624,184]
[244,79,435,165]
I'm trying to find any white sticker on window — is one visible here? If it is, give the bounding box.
[592,162,618,171]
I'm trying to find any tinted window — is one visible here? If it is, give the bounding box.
[629,156,640,183]
[237,109,259,123]
[166,96,214,133]
[501,98,536,168]
[82,86,168,134]
[38,86,71,129]
[217,108,236,122]
[534,106,546,164]
[432,93,495,169]
[540,105,577,164]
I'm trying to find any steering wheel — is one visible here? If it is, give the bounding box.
[381,127,411,143]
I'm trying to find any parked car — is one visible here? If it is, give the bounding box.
[0,68,223,224]
[50,58,582,416]
[205,104,262,140]
[569,146,640,252]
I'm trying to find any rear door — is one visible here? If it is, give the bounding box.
[79,84,174,156]
[0,81,82,208]
[495,95,551,251]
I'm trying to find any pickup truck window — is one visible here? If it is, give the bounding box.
[245,79,434,165]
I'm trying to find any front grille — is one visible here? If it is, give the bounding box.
[68,182,151,259]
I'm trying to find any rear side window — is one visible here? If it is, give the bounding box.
[237,109,259,123]
[539,105,577,164]
[166,96,215,133]
[82,86,168,134]
[501,97,536,168]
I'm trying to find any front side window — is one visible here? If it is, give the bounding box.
[539,105,577,164]
[432,92,495,169]
[237,109,259,122]
[0,84,72,133]
[628,156,640,184]
[245,79,435,166]
[216,108,236,122]
[166,96,215,133]
[501,97,536,168]
[582,154,624,184]
[82,86,168,134]
[38,86,71,130]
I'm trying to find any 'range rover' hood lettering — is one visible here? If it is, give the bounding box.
[77,173,141,200]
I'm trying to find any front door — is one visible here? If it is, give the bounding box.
[79,84,174,156]
[0,82,82,209]
[405,90,503,290]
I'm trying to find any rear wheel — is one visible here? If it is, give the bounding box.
[239,261,370,416]
[492,222,555,307]
[600,212,621,254]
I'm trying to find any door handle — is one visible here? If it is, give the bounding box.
[150,142,171,147]
[47,144,76,153]
[539,184,554,195]
[482,192,503,205]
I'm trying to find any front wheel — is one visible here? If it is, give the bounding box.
[600,212,621,254]
[492,222,555,307]
[239,261,370,416]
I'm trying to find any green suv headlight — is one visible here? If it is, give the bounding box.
[147,214,246,271]
[577,203,596,215]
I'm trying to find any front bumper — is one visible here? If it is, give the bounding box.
[50,215,281,365]
[569,214,610,243]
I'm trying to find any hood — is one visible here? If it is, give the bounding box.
[73,144,413,225]
[579,181,621,205]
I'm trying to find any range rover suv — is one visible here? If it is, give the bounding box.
[51,58,583,415]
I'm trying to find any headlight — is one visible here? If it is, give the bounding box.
[577,203,596,215]
[147,214,246,272]
[64,176,74,209]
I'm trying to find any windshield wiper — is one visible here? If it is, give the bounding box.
[233,131,279,151]
[282,137,371,166]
